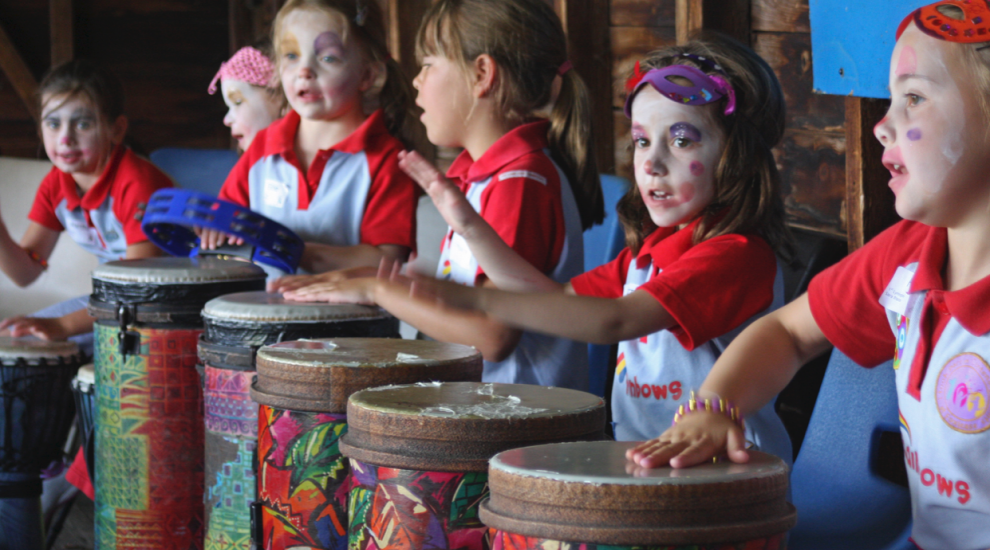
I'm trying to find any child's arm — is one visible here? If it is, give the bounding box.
[0,308,93,341]
[398,150,561,293]
[0,217,59,287]
[126,241,164,259]
[627,293,831,468]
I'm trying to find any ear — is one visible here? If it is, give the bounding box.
[110,115,128,144]
[471,54,498,98]
[359,60,387,94]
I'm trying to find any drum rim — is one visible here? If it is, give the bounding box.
[0,336,80,360]
[91,257,266,284]
[202,291,394,323]
[255,338,482,369]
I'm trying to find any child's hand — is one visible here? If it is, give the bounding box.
[282,277,378,305]
[625,411,749,469]
[268,266,378,293]
[194,226,245,250]
[398,150,480,236]
[0,316,69,341]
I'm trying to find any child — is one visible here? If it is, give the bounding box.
[357,35,797,462]
[208,45,283,152]
[278,0,605,391]
[0,59,170,550]
[206,0,420,273]
[629,3,990,548]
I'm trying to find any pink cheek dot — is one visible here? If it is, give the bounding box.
[689,161,705,176]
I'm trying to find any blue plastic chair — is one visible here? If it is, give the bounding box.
[149,147,240,197]
[582,174,631,397]
[788,349,913,550]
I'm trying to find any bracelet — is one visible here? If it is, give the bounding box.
[24,248,48,270]
[671,391,744,428]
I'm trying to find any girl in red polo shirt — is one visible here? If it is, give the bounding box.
[334,36,797,463]
[275,0,605,392]
[205,0,419,273]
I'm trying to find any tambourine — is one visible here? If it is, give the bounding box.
[142,189,304,274]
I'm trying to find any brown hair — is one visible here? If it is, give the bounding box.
[616,32,795,263]
[416,0,604,229]
[38,60,125,127]
[273,0,416,145]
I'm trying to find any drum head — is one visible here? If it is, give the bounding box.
[0,337,81,365]
[203,291,391,323]
[91,257,265,285]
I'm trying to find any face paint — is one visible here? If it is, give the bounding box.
[670,122,702,143]
[689,161,706,176]
[907,128,922,141]
[314,31,345,59]
[896,45,917,77]
[631,123,647,141]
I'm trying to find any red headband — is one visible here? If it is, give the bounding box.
[897,0,990,43]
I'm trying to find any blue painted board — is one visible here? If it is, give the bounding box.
[810,0,930,98]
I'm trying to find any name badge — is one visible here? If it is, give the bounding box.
[66,218,96,246]
[879,266,916,316]
[263,178,290,208]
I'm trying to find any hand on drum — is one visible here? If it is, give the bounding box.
[268,265,379,293]
[625,410,750,470]
[398,150,481,237]
[195,226,245,250]
[0,315,69,341]
[282,257,406,305]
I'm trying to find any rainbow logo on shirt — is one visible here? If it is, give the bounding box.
[441,260,452,279]
[898,410,911,444]
[616,352,627,383]
[893,315,909,370]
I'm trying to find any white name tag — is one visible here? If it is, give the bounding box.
[879,266,916,316]
[66,218,96,246]
[263,178,290,208]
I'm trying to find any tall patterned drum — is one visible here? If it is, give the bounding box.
[0,337,83,498]
[482,441,797,550]
[198,292,400,550]
[341,382,606,550]
[89,258,266,550]
[251,339,483,550]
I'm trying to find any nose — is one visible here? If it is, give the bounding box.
[223,109,234,127]
[59,127,74,145]
[874,113,894,147]
[643,157,667,178]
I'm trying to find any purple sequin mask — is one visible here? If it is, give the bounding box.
[623,60,737,118]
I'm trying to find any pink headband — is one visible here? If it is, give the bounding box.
[623,61,736,117]
[208,47,275,95]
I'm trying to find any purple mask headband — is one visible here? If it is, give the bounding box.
[623,63,737,117]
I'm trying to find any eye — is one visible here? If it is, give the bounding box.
[633,137,649,148]
[44,119,59,130]
[906,93,925,107]
[285,52,298,61]
[77,119,93,130]
[672,136,692,148]
[320,55,340,64]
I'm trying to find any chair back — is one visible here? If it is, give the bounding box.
[149,147,239,196]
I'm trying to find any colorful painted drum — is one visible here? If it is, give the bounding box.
[71,364,96,487]
[341,382,606,550]
[0,337,83,497]
[88,258,266,550]
[482,441,797,550]
[251,339,484,550]
[199,292,400,550]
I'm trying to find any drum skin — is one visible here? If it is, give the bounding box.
[486,529,786,550]
[341,382,606,550]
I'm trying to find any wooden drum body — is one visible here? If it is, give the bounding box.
[0,337,83,497]
[482,441,797,550]
[251,339,483,550]
[88,258,266,550]
[198,292,399,550]
[340,382,606,550]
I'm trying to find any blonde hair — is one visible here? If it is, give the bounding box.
[416,0,604,229]
[617,32,794,263]
[272,0,416,144]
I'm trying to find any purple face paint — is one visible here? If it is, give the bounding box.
[670,122,702,143]
[314,32,345,58]
[689,161,705,176]
[907,128,922,141]
[631,123,647,141]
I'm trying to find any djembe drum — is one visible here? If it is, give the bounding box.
[0,337,83,498]
[88,258,266,550]
[198,292,400,550]
[251,339,484,550]
[70,363,96,486]
[482,441,797,550]
[341,382,606,550]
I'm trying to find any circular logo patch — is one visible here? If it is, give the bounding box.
[936,352,990,434]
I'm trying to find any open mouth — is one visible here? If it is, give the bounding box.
[649,190,673,201]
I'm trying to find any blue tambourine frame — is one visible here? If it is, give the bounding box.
[142,189,304,274]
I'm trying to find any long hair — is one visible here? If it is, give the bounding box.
[617,32,795,263]
[416,0,604,229]
[38,60,125,133]
[273,0,416,145]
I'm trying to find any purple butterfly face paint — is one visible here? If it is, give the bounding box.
[670,122,702,143]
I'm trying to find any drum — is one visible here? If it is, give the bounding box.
[341,382,606,550]
[251,339,484,550]
[70,364,96,487]
[88,257,266,550]
[0,337,83,498]
[482,441,797,549]
[198,292,400,550]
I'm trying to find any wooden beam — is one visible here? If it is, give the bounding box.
[50,0,73,66]
[844,96,898,251]
[558,0,614,172]
[0,22,40,121]
[676,0,752,45]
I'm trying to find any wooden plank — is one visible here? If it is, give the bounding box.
[676,0,703,44]
[0,21,39,121]
[845,96,898,250]
[559,0,614,171]
[50,0,73,66]
[613,110,632,181]
[610,0,676,28]
[752,0,810,33]
[610,26,677,109]
[777,128,846,237]
[676,0,751,45]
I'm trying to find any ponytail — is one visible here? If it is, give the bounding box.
[548,70,604,230]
